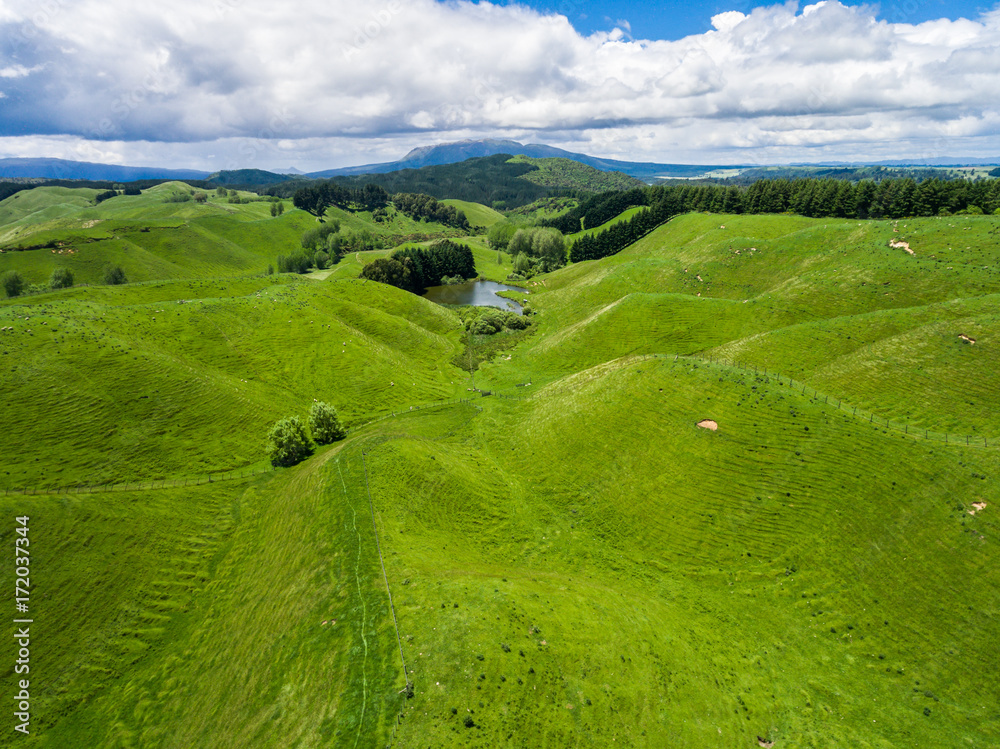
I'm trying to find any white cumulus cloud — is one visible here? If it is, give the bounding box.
[0,0,997,168]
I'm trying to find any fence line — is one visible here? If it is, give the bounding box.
[653,352,992,449]
[360,450,409,697]
[0,396,497,497]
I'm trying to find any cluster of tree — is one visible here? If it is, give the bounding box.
[568,201,671,262]
[462,307,531,335]
[693,177,1000,218]
[103,264,127,285]
[486,221,518,251]
[359,239,476,293]
[292,182,390,216]
[267,402,345,468]
[270,199,285,217]
[989,167,1000,178]
[2,267,76,298]
[2,265,127,298]
[300,220,342,252]
[539,188,649,234]
[276,253,313,274]
[569,177,1000,263]
[506,227,567,275]
[392,193,470,229]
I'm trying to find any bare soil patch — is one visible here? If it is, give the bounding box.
[697,419,718,431]
[958,334,976,345]
[889,239,914,256]
[969,501,986,515]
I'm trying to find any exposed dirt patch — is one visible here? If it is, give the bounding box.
[958,334,976,345]
[758,738,775,749]
[697,419,718,431]
[889,239,914,256]
[82,219,102,229]
[969,501,986,515]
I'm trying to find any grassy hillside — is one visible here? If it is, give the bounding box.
[1,208,998,748]
[441,199,505,229]
[0,276,466,488]
[0,183,474,289]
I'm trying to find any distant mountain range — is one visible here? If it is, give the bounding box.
[0,142,997,184]
[308,139,726,180]
[0,157,212,182]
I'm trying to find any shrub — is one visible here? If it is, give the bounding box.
[309,402,345,445]
[193,192,208,203]
[470,310,506,335]
[103,264,127,285]
[506,314,530,330]
[276,253,311,274]
[314,251,330,270]
[49,267,74,289]
[267,416,313,467]
[2,270,25,298]
[266,264,275,275]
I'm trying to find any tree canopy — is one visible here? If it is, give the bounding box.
[309,402,346,445]
[267,416,313,467]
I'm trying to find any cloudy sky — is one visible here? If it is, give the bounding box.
[0,0,998,171]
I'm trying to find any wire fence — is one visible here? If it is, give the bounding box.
[0,396,501,497]
[648,352,993,449]
[1,465,275,497]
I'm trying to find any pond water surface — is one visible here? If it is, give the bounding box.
[422,280,527,314]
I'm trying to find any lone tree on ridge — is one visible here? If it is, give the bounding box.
[309,402,346,444]
[267,416,313,467]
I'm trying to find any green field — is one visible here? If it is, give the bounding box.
[1,193,998,747]
[0,184,488,289]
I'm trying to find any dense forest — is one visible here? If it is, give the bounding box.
[359,239,476,293]
[292,182,390,215]
[392,192,470,229]
[277,155,569,209]
[570,176,1000,263]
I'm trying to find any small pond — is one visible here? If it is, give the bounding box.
[422,280,527,314]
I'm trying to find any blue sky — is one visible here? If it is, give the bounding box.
[0,0,998,170]
[500,0,994,39]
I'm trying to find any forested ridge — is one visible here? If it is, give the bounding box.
[569,176,1000,262]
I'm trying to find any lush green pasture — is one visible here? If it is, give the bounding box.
[441,199,505,229]
[0,276,466,488]
[1,207,998,748]
[0,183,471,288]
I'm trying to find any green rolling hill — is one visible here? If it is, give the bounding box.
[1,187,998,747]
